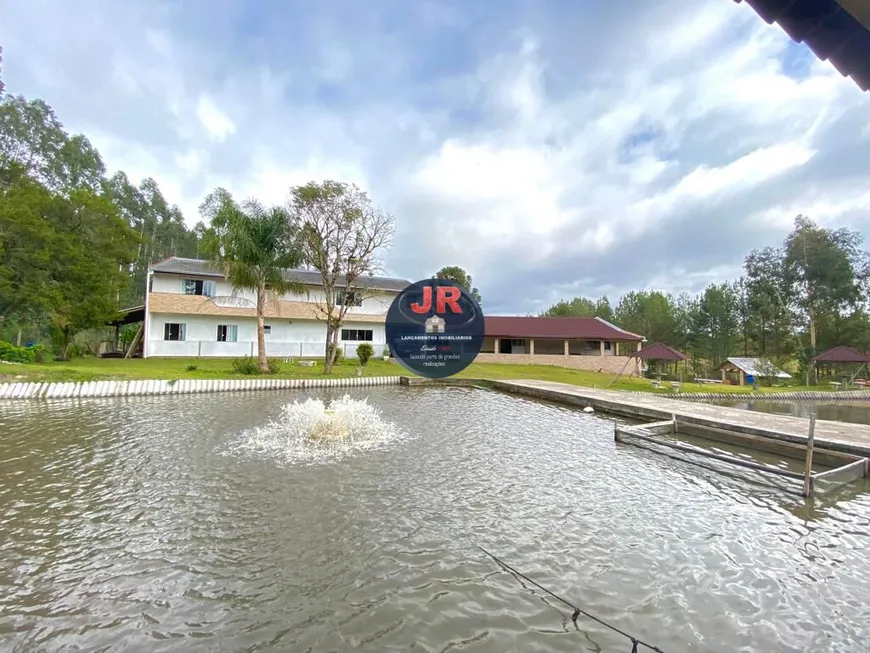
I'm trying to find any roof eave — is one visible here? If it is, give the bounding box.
[150,268,224,278]
[485,332,644,340]
[149,259,410,293]
[735,0,870,92]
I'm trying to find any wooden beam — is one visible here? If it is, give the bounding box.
[125,323,143,359]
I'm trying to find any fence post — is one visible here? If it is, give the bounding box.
[802,412,817,498]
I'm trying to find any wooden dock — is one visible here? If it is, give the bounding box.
[488,380,870,458]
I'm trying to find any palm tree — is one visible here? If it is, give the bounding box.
[204,197,305,373]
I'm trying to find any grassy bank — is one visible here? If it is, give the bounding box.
[0,356,841,395]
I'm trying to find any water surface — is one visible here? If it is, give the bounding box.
[1,387,869,652]
[705,399,870,426]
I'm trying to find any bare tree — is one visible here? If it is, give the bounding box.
[288,181,396,374]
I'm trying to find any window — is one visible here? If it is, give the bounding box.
[183,279,216,297]
[604,341,612,351]
[510,339,526,347]
[341,329,373,341]
[587,340,601,349]
[164,323,186,341]
[263,325,272,335]
[337,291,363,307]
[217,325,238,342]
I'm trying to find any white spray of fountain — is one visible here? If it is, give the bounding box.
[229,395,402,464]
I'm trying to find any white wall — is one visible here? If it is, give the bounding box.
[150,273,396,315]
[146,313,387,358]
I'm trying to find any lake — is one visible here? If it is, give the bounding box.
[1,386,868,652]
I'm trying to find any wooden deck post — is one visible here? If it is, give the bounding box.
[802,413,817,498]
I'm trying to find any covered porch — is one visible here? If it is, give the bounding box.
[477,316,646,374]
[479,336,641,357]
[104,305,145,358]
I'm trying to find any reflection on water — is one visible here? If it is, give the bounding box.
[1,387,869,652]
[707,399,870,425]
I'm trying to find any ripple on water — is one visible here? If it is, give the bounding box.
[222,394,407,465]
[1,386,869,652]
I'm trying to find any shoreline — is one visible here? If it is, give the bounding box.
[1,374,868,402]
[0,375,404,400]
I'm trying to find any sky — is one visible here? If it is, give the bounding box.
[1,0,868,315]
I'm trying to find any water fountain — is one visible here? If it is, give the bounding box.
[229,394,402,463]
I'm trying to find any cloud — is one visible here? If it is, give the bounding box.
[0,0,867,314]
[195,96,236,143]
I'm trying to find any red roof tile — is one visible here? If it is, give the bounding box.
[630,342,688,361]
[484,316,643,341]
[811,346,870,363]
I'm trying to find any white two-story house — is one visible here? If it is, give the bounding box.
[142,257,411,359]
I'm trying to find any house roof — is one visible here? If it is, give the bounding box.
[484,316,644,341]
[719,357,793,378]
[811,345,870,363]
[149,257,412,293]
[735,0,870,92]
[630,342,689,361]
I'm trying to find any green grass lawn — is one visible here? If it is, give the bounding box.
[0,356,839,395]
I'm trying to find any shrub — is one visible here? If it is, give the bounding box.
[66,344,84,359]
[0,341,36,363]
[232,356,260,375]
[32,345,48,363]
[326,342,343,364]
[185,364,198,371]
[231,356,281,375]
[356,343,374,366]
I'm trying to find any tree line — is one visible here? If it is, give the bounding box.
[0,54,396,369]
[542,216,870,377]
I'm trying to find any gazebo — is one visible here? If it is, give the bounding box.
[609,342,689,386]
[811,346,870,388]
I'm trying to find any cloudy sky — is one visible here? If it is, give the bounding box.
[2,0,868,315]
